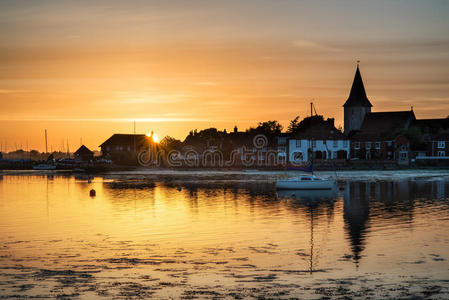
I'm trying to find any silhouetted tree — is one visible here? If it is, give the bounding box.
[160,136,182,151]
[248,120,283,136]
[287,116,300,133]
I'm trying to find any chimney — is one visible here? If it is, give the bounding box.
[327,118,335,127]
[234,126,238,133]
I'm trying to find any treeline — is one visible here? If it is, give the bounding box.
[0,150,100,160]
[158,115,338,152]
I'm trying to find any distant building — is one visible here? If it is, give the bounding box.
[99,134,153,164]
[74,145,94,161]
[288,117,350,163]
[343,65,372,135]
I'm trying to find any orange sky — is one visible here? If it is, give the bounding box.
[1,0,448,151]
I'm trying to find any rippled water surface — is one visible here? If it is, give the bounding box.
[0,171,449,299]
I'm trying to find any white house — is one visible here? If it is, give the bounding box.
[287,117,350,163]
[288,138,350,163]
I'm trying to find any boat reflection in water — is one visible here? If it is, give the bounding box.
[277,187,338,274]
[277,187,337,203]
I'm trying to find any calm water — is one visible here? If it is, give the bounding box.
[0,171,448,299]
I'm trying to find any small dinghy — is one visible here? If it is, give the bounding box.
[276,174,334,190]
[33,164,56,170]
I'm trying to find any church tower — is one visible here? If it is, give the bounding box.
[343,64,372,135]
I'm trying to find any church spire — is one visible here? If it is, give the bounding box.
[343,63,372,107]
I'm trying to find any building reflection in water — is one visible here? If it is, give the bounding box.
[343,182,370,266]
[342,179,448,267]
[99,177,448,271]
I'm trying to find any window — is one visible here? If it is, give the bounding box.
[295,140,302,147]
[278,137,286,145]
[333,140,338,148]
[400,152,408,159]
[312,140,316,148]
[354,142,360,149]
[438,151,445,157]
[375,142,381,149]
[343,140,348,147]
[115,146,120,150]
[301,177,312,181]
[438,141,445,149]
[293,152,303,161]
[106,146,110,151]
[127,146,131,151]
[366,142,371,150]
[387,141,392,146]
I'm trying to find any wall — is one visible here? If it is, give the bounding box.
[344,106,371,134]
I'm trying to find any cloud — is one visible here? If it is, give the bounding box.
[0,117,211,122]
[292,40,341,52]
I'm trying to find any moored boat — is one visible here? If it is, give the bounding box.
[276,174,335,190]
[33,164,56,170]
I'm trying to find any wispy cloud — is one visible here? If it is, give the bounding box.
[292,40,341,52]
[0,116,211,122]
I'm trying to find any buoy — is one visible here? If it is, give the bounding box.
[177,187,182,191]
[89,189,96,197]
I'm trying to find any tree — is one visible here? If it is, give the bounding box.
[287,116,300,133]
[249,120,283,136]
[160,136,182,151]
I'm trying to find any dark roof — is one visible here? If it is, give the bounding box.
[74,145,93,156]
[292,118,346,140]
[343,66,373,108]
[99,134,149,148]
[434,131,449,141]
[414,118,449,133]
[352,110,416,140]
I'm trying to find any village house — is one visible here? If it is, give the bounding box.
[99,134,154,164]
[288,117,350,163]
[350,111,415,163]
[413,118,449,163]
[74,145,94,161]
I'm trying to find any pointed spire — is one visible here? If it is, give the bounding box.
[343,63,372,107]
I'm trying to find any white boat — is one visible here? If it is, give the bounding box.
[33,164,56,170]
[276,174,335,190]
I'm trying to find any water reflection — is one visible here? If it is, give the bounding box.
[343,182,370,266]
[0,175,448,298]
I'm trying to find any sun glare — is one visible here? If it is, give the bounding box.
[147,132,159,143]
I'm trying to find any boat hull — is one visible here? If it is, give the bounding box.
[276,180,334,190]
[33,164,56,170]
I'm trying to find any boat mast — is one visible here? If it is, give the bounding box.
[45,129,48,154]
[310,102,314,175]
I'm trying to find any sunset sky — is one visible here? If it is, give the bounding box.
[1,0,448,152]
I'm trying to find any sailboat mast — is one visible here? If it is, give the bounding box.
[310,102,314,175]
[45,129,48,153]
